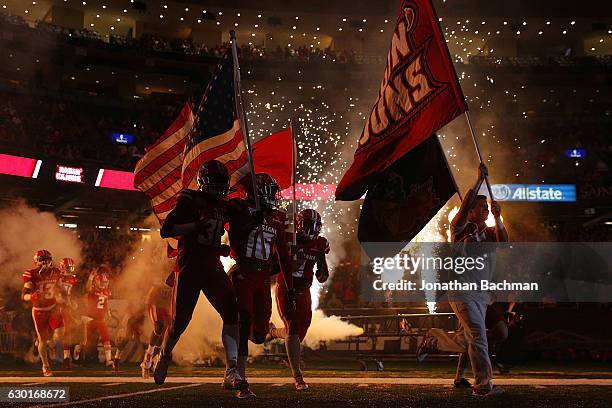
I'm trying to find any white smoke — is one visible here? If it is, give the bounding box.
[0,201,83,301]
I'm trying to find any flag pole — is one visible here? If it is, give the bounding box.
[435,134,462,202]
[464,111,500,221]
[290,119,297,247]
[230,30,260,210]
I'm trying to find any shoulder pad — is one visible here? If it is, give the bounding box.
[272,209,289,224]
[177,189,196,201]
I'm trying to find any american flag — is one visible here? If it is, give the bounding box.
[134,49,248,224]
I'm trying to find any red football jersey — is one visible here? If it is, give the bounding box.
[290,236,330,290]
[22,266,62,310]
[59,274,77,296]
[228,199,289,272]
[162,189,228,256]
[87,289,111,319]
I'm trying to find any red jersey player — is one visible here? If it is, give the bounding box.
[269,208,330,390]
[155,160,241,390]
[57,257,78,368]
[81,265,116,369]
[228,173,294,399]
[21,249,64,376]
[140,274,174,379]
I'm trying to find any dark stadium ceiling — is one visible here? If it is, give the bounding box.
[3,0,611,18]
[2,0,611,57]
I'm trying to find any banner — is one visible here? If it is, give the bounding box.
[336,0,467,200]
[358,135,457,244]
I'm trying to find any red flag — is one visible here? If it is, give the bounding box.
[231,128,293,196]
[253,128,293,190]
[335,0,467,201]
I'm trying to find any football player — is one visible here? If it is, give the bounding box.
[268,209,330,390]
[227,173,295,399]
[57,257,78,368]
[22,250,64,376]
[80,265,116,370]
[154,160,242,391]
[140,270,174,379]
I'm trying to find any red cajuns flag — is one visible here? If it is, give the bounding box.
[336,0,467,201]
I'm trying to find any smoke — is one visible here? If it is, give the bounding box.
[301,310,364,349]
[0,201,83,304]
[110,216,225,363]
[270,290,364,350]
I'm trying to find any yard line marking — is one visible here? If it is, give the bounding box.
[30,383,202,407]
[272,383,285,387]
[2,377,612,386]
[101,383,124,386]
[358,384,369,387]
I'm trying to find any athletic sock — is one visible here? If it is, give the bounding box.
[237,355,247,380]
[285,334,302,378]
[222,323,240,370]
[103,343,112,363]
[38,339,50,368]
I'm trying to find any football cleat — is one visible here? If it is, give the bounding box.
[62,357,72,370]
[73,344,81,361]
[416,333,436,362]
[265,321,276,343]
[140,361,151,379]
[472,386,505,397]
[153,353,172,385]
[42,366,53,377]
[222,366,241,390]
[453,378,472,389]
[294,374,309,391]
[235,379,256,399]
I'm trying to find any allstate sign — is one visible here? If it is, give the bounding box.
[491,184,576,202]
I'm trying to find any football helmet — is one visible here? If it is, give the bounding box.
[296,209,322,240]
[34,250,53,268]
[197,160,230,198]
[93,266,111,290]
[249,173,281,208]
[59,258,75,274]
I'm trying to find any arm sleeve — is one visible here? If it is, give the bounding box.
[160,190,198,238]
